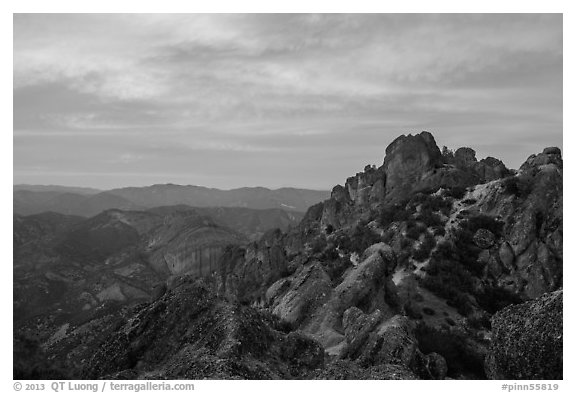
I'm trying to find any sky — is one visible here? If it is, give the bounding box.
[13,14,563,190]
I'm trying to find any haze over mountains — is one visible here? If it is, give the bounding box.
[14,184,330,217]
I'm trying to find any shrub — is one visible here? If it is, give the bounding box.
[502,175,534,198]
[415,323,487,379]
[348,223,382,254]
[397,250,411,267]
[467,312,491,330]
[320,256,353,284]
[379,200,411,225]
[405,301,423,319]
[476,286,523,314]
[442,146,455,163]
[443,186,467,199]
[418,208,444,227]
[413,293,425,302]
[433,226,446,237]
[413,232,436,262]
[422,307,436,316]
[406,221,425,240]
[320,246,339,261]
[400,236,412,249]
[310,236,327,254]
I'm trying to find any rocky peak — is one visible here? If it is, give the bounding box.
[454,147,477,168]
[382,132,443,202]
[520,147,562,171]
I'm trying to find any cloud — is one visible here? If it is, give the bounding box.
[13,14,562,189]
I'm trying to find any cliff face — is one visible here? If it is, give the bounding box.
[146,211,245,276]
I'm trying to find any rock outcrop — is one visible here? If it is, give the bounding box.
[485,290,562,379]
[345,165,387,206]
[473,147,563,299]
[382,132,443,202]
[520,147,563,171]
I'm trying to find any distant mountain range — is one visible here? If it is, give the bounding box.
[13,183,330,217]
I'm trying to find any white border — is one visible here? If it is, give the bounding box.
[3,2,573,391]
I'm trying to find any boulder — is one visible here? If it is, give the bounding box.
[485,290,562,379]
[425,352,448,380]
[473,229,496,249]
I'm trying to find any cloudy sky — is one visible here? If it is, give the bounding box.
[13,14,562,190]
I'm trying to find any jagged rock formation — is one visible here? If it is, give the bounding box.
[485,290,562,379]
[316,132,512,231]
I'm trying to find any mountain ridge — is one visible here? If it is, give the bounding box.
[14,184,330,216]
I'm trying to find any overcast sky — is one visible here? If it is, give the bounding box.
[13,14,562,190]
